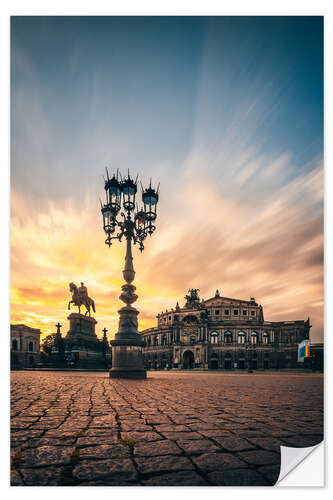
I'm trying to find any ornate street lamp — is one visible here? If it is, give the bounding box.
[100,168,159,379]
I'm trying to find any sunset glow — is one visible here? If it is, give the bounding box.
[11,17,323,343]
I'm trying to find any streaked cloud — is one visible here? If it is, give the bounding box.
[10,17,323,343]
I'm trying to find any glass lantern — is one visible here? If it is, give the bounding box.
[105,174,122,215]
[122,174,137,211]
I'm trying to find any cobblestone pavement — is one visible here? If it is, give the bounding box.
[10,371,323,486]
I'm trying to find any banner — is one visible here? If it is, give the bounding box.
[298,340,311,362]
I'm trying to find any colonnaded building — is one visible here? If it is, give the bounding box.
[141,289,311,371]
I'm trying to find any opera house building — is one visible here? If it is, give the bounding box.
[141,289,311,371]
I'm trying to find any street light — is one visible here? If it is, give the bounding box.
[101,168,159,379]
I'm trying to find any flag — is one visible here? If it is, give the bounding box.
[298,340,311,362]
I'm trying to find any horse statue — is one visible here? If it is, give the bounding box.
[68,282,96,316]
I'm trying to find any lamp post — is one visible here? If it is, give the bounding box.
[101,169,159,379]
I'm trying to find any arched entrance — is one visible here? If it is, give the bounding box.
[238,357,245,370]
[224,354,232,370]
[251,352,258,370]
[183,350,194,369]
[210,352,218,369]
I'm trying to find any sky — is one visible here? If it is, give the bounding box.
[10,16,324,342]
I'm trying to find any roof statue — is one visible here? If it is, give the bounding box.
[68,282,96,317]
[184,288,201,309]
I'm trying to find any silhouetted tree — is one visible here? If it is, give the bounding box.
[41,333,57,356]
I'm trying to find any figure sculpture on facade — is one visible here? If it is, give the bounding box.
[68,282,96,316]
[184,288,201,308]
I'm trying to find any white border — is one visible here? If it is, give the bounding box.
[2,2,331,498]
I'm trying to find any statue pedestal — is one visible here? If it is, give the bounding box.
[65,313,104,367]
[66,313,98,344]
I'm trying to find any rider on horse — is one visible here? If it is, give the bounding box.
[78,282,88,303]
[68,282,96,316]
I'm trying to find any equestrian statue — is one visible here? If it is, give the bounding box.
[68,282,96,316]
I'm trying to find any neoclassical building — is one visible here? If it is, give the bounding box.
[10,324,41,368]
[141,289,311,371]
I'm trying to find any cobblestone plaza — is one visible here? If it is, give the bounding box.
[11,371,323,486]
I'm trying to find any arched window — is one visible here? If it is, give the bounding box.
[12,339,18,351]
[28,341,34,352]
[224,331,232,344]
[237,332,245,345]
[147,337,151,347]
[251,332,258,345]
[263,332,270,345]
[210,332,218,344]
[154,336,158,346]
[161,335,167,346]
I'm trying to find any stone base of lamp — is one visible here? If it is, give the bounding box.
[109,337,146,379]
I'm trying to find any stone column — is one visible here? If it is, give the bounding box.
[110,235,146,379]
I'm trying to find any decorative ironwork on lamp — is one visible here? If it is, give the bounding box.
[100,167,160,379]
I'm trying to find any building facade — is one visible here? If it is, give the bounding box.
[11,324,41,368]
[141,289,311,371]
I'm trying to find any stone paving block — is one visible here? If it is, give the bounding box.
[188,423,220,431]
[84,428,119,437]
[72,458,138,482]
[90,417,117,428]
[44,429,80,438]
[246,437,284,452]
[236,450,280,466]
[176,439,220,454]
[22,445,75,468]
[76,435,119,447]
[21,466,65,486]
[11,436,28,448]
[145,416,172,425]
[200,429,233,438]
[208,468,270,486]
[214,437,256,452]
[121,423,153,431]
[157,424,190,432]
[192,452,247,472]
[121,431,164,442]
[237,430,270,438]
[142,471,209,486]
[257,465,281,484]
[11,469,24,486]
[134,440,182,457]
[78,444,130,460]
[161,431,203,440]
[135,454,194,475]
[27,437,77,448]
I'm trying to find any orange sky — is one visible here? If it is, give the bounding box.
[10,17,324,345]
[10,159,324,344]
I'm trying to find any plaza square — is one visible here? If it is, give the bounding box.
[11,371,323,486]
